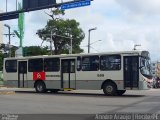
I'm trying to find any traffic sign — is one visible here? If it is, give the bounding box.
[0,0,93,21]
[61,0,91,10]
[23,0,56,12]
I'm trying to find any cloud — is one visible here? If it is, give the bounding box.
[115,0,160,23]
[1,0,160,61]
[1,0,17,12]
[116,0,160,15]
[61,0,160,61]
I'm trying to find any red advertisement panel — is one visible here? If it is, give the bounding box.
[33,72,46,80]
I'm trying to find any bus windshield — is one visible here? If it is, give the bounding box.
[140,57,152,78]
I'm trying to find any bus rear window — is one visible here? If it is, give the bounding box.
[5,60,17,73]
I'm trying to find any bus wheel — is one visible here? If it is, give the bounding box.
[117,90,126,96]
[103,82,117,96]
[35,81,46,93]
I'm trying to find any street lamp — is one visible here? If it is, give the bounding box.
[133,44,141,50]
[4,24,10,44]
[89,40,102,46]
[88,40,102,53]
[88,27,97,53]
[4,24,11,57]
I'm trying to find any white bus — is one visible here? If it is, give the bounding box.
[3,50,152,95]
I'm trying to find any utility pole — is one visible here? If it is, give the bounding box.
[6,0,8,12]
[4,24,14,57]
[16,0,18,10]
[88,27,97,53]
[50,31,53,55]
[70,37,72,54]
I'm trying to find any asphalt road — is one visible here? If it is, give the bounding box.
[0,88,160,120]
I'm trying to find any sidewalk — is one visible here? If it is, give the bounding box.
[0,86,19,95]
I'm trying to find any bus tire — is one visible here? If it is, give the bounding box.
[35,81,46,93]
[103,82,117,96]
[117,90,126,96]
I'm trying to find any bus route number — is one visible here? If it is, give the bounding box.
[97,74,104,77]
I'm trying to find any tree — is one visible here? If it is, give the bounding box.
[11,46,18,57]
[0,53,5,71]
[23,46,50,56]
[37,8,85,55]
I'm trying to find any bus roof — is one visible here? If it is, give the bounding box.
[4,50,149,60]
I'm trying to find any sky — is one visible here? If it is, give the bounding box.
[1,0,160,61]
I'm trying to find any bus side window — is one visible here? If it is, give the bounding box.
[70,60,75,73]
[77,57,81,71]
[100,55,121,71]
[44,58,60,72]
[28,59,43,72]
[82,56,99,71]
[82,57,90,71]
[5,60,17,73]
[90,56,99,71]
[62,61,69,73]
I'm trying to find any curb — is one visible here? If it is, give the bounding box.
[0,86,7,89]
[0,86,16,95]
[0,91,15,95]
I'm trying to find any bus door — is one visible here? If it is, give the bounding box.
[123,56,139,89]
[61,59,76,89]
[18,61,27,88]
